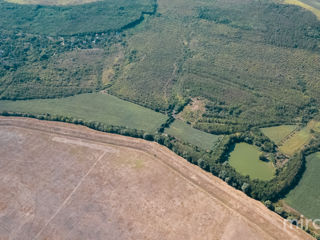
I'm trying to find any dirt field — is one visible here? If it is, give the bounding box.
[0,117,314,240]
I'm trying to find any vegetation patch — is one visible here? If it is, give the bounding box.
[283,0,320,19]
[261,125,297,145]
[285,152,320,219]
[165,120,222,150]
[0,0,155,35]
[279,122,317,156]
[228,142,275,181]
[0,93,167,132]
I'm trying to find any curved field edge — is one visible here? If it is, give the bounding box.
[228,143,275,181]
[165,119,222,150]
[0,117,314,240]
[0,93,167,132]
[285,152,320,220]
[283,0,320,19]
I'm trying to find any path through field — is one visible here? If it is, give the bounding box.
[0,117,314,240]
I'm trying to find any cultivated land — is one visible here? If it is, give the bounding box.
[285,152,320,220]
[229,143,275,181]
[1,0,320,237]
[0,117,313,240]
[165,119,221,150]
[0,93,167,132]
[261,125,297,145]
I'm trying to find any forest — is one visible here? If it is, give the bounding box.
[1,0,320,237]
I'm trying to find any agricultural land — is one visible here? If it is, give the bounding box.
[165,119,221,150]
[0,93,167,132]
[1,0,320,238]
[0,117,313,240]
[285,152,320,220]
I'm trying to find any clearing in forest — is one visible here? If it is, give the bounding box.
[0,117,312,240]
[165,119,221,150]
[0,93,167,132]
[261,125,297,145]
[228,142,275,181]
[279,121,319,156]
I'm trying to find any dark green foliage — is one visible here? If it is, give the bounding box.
[264,200,274,211]
[0,0,156,36]
[198,2,320,51]
[0,0,157,100]
[0,110,310,202]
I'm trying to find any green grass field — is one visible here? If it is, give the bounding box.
[261,125,297,145]
[228,143,275,180]
[165,120,221,150]
[279,122,318,156]
[0,93,167,132]
[285,152,320,219]
[279,128,311,156]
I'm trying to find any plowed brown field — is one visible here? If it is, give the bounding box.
[0,117,314,240]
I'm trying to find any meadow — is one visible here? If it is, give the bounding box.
[285,152,320,219]
[108,0,320,134]
[0,93,167,132]
[1,0,320,233]
[165,120,221,150]
[279,122,317,156]
[261,125,297,145]
[228,143,275,181]
[1,0,320,131]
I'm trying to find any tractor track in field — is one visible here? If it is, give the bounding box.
[0,117,314,240]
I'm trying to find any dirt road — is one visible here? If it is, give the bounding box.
[0,117,314,240]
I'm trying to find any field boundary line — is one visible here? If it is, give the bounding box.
[34,151,106,239]
[0,117,313,240]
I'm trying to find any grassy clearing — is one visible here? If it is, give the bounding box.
[229,143,275,181]
[165,120,221,150]
[283,0,320,19]
[0,93,167,132]
[285,152,320,219]
[108,0,320,133]
[261,125,297,145]
[279,122,318,156]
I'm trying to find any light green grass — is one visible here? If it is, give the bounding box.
[165,120,221,150]
[279,123,315,156]
[0,93,167,132]
[229,143,275,181]
[285,152,320,219]
[261,125,297,145]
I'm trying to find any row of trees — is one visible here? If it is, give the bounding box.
[0,110,307,203]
